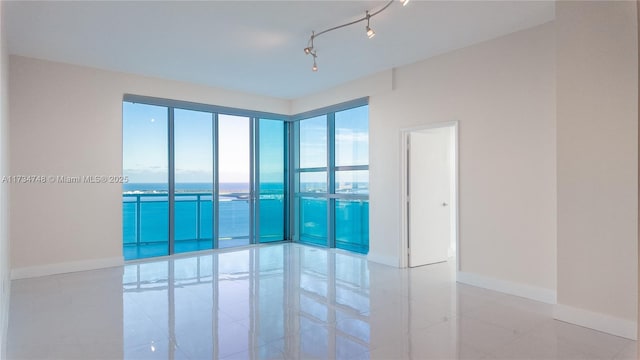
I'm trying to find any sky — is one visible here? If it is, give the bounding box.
[122,102,169,184]
[123,102,284,184]
[298,106,369,192]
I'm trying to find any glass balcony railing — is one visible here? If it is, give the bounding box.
[123,191,367,259]
[335,200,369,254]
[123,193,285,260]
[298,198,370,254]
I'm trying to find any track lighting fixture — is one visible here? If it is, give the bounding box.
[365,11,376,39]
[303,0,409,72]
[304,31,316,56]
[305,31,319,71]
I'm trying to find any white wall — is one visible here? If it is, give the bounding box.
[0,1,10,356]
[8,56,289,276]
[290,69,392,115]
[556,1,638,339]
[373,24,557,293]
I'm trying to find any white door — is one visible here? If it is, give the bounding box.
[408,127,451,267]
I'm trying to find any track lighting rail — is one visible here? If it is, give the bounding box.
[303,0,410,71]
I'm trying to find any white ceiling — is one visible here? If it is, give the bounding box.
[5,1,555,100]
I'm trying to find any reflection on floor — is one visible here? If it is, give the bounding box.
[7,243,638,359]
[123,238,250,260]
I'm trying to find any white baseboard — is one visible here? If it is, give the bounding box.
[367,252,399,267]
[456,271,557,304]
[11,257,124,280]
[554,304,637,340]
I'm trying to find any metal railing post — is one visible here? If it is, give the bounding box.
[196,194,201,240]
[136,195,141,245]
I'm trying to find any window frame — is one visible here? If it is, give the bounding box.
[292,98,369,251]
[122,94,369,259]
[122,94,290,260]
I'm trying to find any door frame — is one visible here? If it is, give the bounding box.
[399,121,459,269]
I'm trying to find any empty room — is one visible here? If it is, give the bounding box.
[0,0,639,359]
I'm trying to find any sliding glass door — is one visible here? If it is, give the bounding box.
[258,119,286,243]
[173,109,214,254]
[123,97,287,260]
[218,115,251,249]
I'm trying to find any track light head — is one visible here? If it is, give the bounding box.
[304,47,312,55]
[399,0,410,6]
[366,26,376,39]
[312,60,318,72]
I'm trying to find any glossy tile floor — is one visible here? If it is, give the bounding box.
[124,238,249,260]
[7,243,638,359]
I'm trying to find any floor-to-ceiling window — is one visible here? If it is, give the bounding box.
[333,105,369,253]
[218,115,252,249]
[123,96,368,260]
[122,96,288,260]
[258,119,286,243]
[122,102,170,259]
[294,101,369,254]
[296,115,329,246]
[173,109,214,254]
